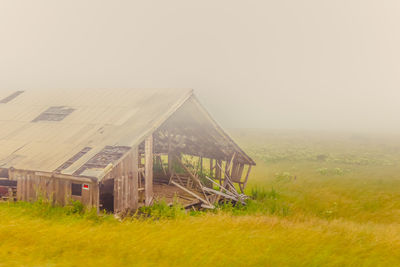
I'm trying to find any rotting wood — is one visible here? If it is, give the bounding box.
[200,203,215,209]
[170,180,212,208]
[216,162,240,196]
[3,94,255,214]
[33,171,95,183]
[237,163,245,181]
[167,155,248,208]
[130,148,139,210]
[210,158,214,177]
[202,187,238,202]
[216,159,222,183]
[227,153,236,174]
[174,155,211,206]
[145,134,153,206]
[175,174,185,187]
[73,146,130,176]
[240,165,252,193]
[204,176,237,198]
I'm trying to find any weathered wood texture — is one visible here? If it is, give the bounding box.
[9,169,98,208]
[145,134,154,206]
[104,147,140,213]
[154,97,256,165]
[0,88,193,175]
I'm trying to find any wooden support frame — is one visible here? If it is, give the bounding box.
[174,155,213,206]
[239,165,252,193]
[210,158,214,177]
[216,162,239,193]
[204,175,237,198]
[216,159,222,183]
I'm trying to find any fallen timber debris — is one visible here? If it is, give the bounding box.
[170,180,212,207]
[168,155,249,210]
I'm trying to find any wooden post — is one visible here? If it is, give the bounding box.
[114,165,122,212]
[96,182,100,212]
[114,176,119,212]
[216,159,222,183]
[168,132,173,175]
[239,165,252,193]
[230,162,240,182]
[200,157,203,174]
[224,160,229,180]
[210,158,214,177]
[131,147,139,210]
[145,134,153,206]
[121,160,127,210]
[168,152,174,175]
[237,163,245,181]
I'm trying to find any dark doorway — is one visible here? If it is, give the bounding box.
[99,179,114,213]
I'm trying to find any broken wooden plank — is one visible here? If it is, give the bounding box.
[216,162,240,196]
[170,180,213,207]
[200,203,215,209]
[202,187,238,202]
[184,200,202,209]
[174,155,211,205]
[204,176,237,198]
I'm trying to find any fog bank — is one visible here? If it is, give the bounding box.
[1,1,400,132]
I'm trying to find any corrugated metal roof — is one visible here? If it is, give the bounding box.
[0,88,193,176]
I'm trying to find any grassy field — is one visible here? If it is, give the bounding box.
[1,129,400,266]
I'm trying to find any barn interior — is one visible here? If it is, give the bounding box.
[98,96,255,212]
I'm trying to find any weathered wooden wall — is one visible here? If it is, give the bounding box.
[110,147,139,212]
[100,135,154,213]
[145,135,153,206]
[9,169,99,208]
[103,145,144,212]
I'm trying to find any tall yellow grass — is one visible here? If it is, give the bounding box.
[1,130,400,266]
[1,208,400,266]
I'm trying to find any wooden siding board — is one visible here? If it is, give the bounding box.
[145,135,153,206]
[11,169,96,207]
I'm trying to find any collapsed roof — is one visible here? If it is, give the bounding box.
[0,88,254,180]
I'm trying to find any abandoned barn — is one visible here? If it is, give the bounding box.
[0,88,255,212]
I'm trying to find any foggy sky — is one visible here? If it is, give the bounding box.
[1,1,400,132]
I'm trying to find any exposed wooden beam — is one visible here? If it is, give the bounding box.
[33,171,94,183]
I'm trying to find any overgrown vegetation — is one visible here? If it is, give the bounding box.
[0,198,110,223]
[1,130,400,266]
